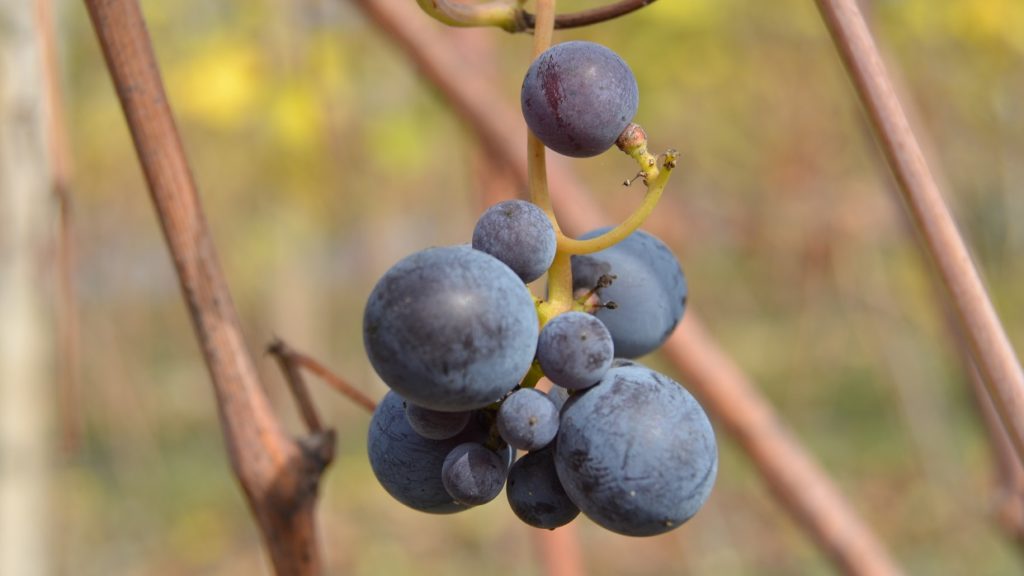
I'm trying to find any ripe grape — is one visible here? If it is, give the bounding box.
[363,246,538,411]
[472,200,556,283]
[506,445,580,530]
[496,388,559,451]
[521,41,639,158]
[368,392,511,513]
[547,385,570,412]
[442,442,510,506]
[571,228,687,358]
[405,402,470,440]
[555,363,717,536]
[536,311,614,390]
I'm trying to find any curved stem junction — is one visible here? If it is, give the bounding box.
[557,149,677,255]
[415,0,522,31]
[417,0,659,33]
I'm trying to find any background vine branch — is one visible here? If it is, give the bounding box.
[35,0,80,456]
[268,339,377,414]
[814,0,1024,467]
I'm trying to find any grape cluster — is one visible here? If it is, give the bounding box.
[364,41,717,537]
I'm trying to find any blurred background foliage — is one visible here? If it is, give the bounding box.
[48,0,1023,573]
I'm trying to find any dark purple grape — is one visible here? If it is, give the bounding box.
[536,311,614,390]
[472,200,556,283]
[547,385,570,412]
[405,402,470,440]
[367,392,511,514]
[555,363,717,536]
[571,228,687,358]
[506,445,580,530]
[363,246,538,411]
[521,41,639,158]
[497,388,559,451]
[442,442,509,506]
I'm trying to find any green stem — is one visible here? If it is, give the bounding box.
[556,150,678,255]
[537,251,573,321]
[526,0,570,324]
[519,360,546,390]
[531,0,557,56]
[528,131,561,234]
[527,0,556,223]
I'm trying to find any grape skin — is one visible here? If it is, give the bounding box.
[536,311,614,390]
[571,228,687,358]
[405,402,470,440]
[497,388,560,451]
[521,41,639,158]
[555,364,717,536]
[442,442,510,506]
[363,246,539,411]
[506,445,580,530]
[547,385,570,412]
[472,200,556,283]
[368,392,511,514]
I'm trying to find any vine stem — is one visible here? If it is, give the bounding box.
[528,130,558,228]
[269,339,377,414]
[82,1,332,573]
[35,0,81,455]
[525,0,557,225]
[815,0,1024,467]
[525,0,578,318]
[524,0,658,31]
[268,340,326,434]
